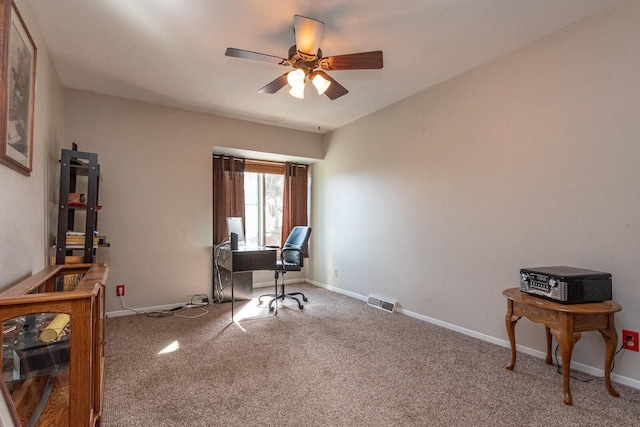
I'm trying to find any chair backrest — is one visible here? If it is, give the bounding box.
[281,226,312,267]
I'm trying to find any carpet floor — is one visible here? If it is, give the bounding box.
[102,284,640,426]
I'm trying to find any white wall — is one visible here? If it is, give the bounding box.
[0,0,64,290]
[63,90,323,312]
[309,0,640,384]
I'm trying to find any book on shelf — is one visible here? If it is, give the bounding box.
[65,231,99,236]
[50,255,85,265]
[66,239,99,244]
[55,237,100,244]
[54,232,100,246]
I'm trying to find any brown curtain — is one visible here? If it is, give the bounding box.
[281,162,308,247]
[212,155,245,244]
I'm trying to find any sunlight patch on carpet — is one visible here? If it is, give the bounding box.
[158,340,180,354]
[233,298,273,324]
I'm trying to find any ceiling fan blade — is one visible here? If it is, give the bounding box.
[315,70,348,100]
[320,51,383,70]
[258,73,289,94]
[294,15,324,56]
[225,48,288,65]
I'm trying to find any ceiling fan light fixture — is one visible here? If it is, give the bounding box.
[289,84,305,99]
[294,15,324,56]
[287,69,305,88]
[312,73,331,95]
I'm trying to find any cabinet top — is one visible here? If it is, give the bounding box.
[0,263,109,300]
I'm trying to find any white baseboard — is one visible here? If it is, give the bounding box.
[304,279,640,391]
[305,278,367,301]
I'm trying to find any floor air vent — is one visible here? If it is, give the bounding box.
[367,294,396,313]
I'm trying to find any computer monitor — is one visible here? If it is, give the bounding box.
[226,217,245,247]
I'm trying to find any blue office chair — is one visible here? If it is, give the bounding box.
[259,226,312,312]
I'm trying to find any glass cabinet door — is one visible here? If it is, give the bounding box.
[2,312,71,426]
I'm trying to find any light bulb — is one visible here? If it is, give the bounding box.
[312,73,331,95]
[289,84,305,99]
[287,69,305,88]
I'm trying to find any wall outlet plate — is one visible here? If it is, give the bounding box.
[622,329,639,352]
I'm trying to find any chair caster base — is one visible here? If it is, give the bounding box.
[266,295,304,311]
[260,283,308,312]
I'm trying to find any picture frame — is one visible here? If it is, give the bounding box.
[0,0,36,176]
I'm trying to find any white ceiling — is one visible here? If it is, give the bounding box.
[28,0,622,134]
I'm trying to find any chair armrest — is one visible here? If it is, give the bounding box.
[280,247,304,265]
[281,247,303,255]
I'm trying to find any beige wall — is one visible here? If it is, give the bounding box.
[309,0,640,385]
[63,90,323,313]
[0,0,64,290]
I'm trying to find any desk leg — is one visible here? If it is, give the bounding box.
[505,300,518,370]
[600,314,620,398]
[557,312,575,405]
[231,272,234,322]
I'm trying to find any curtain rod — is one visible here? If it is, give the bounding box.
[212,154,243,160]
[249,159,308,168]
[212,154,308,167]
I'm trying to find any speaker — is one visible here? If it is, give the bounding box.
[230,232,238,250]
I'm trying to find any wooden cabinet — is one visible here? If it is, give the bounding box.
[0,263,108,426]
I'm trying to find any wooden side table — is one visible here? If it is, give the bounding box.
[502,287,621,405]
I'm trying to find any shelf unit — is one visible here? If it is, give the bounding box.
[55,145,108,265]
[0,263,108,426]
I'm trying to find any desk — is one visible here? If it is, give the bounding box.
[215,246,277,322]
[502,288,621,405]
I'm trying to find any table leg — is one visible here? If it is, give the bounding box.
[600,314,620,398]
[545,326,552,365]
[557,312,575,405]
[505,300,518,370]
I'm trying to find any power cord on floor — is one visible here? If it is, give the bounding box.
[118,294,210,318]
[553,342,625,382]
[173,307,208,319]
[174,294,210,318]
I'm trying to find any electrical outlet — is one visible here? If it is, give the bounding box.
[622,329,638,352]
[333,268,339,278]
[116,284,125,297]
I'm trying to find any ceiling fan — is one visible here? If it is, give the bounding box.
[225,15,383,100]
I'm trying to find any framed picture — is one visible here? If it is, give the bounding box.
[0,0,36,176]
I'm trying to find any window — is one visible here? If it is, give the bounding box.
[244,161,285,247]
